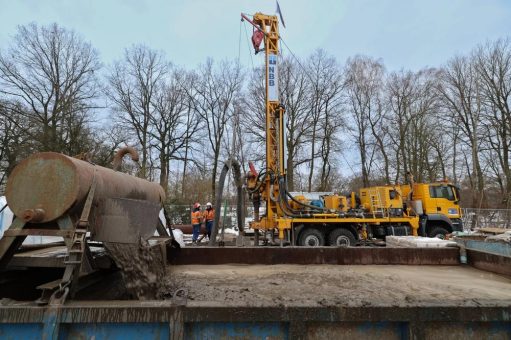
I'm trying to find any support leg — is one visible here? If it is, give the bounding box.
[0,219,26,270]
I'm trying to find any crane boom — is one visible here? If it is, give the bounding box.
[242,13,290,241]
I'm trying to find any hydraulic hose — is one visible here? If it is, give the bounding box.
[232,160,244,236]
[247,168,274,194]
[209,159,244,246]
[280,175,326,213]
[279,178,304,214]
[277,177,313,218]
[0,204,8,214]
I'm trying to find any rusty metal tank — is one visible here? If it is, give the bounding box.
[5,152,165,224]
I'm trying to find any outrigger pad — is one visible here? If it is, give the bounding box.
[93,198,160,244]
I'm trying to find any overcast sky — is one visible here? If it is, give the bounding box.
[0,0,509,72]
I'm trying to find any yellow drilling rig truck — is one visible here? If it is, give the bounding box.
[242,12,463,247]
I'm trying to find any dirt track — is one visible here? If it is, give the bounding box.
[166,264,511,307]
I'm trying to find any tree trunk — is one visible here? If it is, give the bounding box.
[286,143,295,191]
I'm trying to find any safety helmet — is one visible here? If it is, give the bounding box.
[194,202,201,209]
[206,202,212,207]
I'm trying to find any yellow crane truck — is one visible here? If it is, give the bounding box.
[247,168,463,246]
[243,12,462,246]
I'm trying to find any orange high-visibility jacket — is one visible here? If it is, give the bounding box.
[203,209,214,222]
[191,210,202,224]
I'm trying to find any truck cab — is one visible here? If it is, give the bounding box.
[402,181,463,238]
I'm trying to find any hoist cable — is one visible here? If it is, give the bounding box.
[237,19,242,67]
[243,21,255,70]
[279,37,317,87]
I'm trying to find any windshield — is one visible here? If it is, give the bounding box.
[429,185,455,201]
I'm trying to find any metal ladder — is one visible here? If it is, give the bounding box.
[47,167,97,304]
[368,189,385,218]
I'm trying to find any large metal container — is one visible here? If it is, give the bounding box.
[1,247,511,339]
[5,152,165,225]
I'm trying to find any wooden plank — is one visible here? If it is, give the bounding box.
[15,246,68,257]
[4,229,74,237]
[8,256,65,268]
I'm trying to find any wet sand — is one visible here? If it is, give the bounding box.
[166,264,511,307]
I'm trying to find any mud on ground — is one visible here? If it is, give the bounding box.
[104,241,166,300]
[165,264,511,307]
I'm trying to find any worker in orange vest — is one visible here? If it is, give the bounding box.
[203,202,215,240]
[191,202,202,244]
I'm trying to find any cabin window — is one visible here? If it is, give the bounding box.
[429,185,455,201]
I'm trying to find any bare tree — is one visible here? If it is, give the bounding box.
[150,68,200,192]
[0,23,100,154]
[386,70,416,183]
[438,55,485,206]
[186,59,243,195]
[0,102,33,190]
[344,56,385,187]
[305,50,344,191]
[473,39,511,204]
[107,45,169,179]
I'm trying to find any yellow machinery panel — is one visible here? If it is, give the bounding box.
[323,195,348,212]
[360,186,403,213]
[289,195,307,211]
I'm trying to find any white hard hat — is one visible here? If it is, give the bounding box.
[206,202,212,206]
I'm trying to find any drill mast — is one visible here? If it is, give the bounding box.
[242,13,288,238]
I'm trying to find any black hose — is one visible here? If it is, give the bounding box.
[0,204,8,214]
[278,174,326,213]
[285,190,326,212]
[247,168,276,194]
[232,160,244,237]
[278,178,308,216]
[277,193,311,218]
[209,159,244,246]
[247,170,266,194]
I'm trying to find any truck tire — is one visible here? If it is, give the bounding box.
[328,228,356,247]
[428,226,449,239]
[298,228,325,247]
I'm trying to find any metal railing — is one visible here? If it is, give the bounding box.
[462,208,511,231]
[167,205,511,231]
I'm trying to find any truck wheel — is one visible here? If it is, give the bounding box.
[328,228,356,247]
[298,228,325,247]
[428,226,449,239]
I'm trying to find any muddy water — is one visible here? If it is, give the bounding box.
[104,241,166,300]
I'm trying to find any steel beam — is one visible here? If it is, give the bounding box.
[167,246,460,265]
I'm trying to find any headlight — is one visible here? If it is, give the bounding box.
[448,208,458,215]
